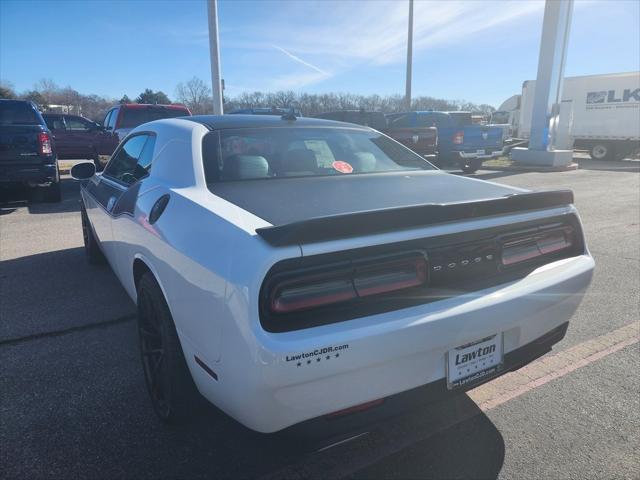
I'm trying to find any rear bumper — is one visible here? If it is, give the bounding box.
[457,149,503,160]
[282,321,569,441]
[0,160,58,185]
[188,254,594,433]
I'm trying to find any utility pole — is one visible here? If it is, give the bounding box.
[207,0,224,115]
[405,0,414,110]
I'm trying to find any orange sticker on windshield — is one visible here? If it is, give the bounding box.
[332,161,353,174]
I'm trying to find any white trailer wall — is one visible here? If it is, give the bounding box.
[518,72,640,141]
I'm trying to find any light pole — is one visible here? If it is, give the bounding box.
[207,0,224,115]
[405,0,414,110]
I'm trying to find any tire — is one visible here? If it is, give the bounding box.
[80,204,105,265]
[460,159,481,174]
[137,273,201,423]
[43,181,62,202]
[589,143,614,161]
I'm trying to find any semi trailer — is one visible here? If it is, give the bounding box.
[491,72,640,160]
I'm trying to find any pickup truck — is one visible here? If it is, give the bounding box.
[387,111,503,173]
[0,100,60,202]
[314,110,437,157]
[98,103,191,168]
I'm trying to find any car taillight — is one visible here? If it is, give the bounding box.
[353,256,428,296]
[269,253,428,314]
[452,131,464,145]
[501,226,574,267]
[38,132,52,155]
[271,275,356,314]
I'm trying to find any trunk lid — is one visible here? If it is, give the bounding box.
[209,170,573,245]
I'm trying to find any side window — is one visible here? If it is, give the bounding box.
[107,108,119,130]
[103,135,148,186]
[44,115,65,130]
[136,135,156,174]
[65,117,91,131]
[390,114,411,128]
[103,110,112,129]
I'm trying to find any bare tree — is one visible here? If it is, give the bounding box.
[175,77,212,114]
[0,80,16,99]
[34,78,59,105]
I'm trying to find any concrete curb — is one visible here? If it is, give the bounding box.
[482,162,579,173]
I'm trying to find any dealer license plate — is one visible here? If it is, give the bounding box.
[446,334,503,390]
[476,149,486,155]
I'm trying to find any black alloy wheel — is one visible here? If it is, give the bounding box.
[138,285,171,419]
[136,273,202,423]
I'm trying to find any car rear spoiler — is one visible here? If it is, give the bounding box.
[255,189,574,246]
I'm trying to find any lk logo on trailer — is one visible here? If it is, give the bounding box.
[587,88,640,104]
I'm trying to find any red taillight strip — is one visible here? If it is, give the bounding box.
[271,278,356,314]
[354,257,428,297]
[501,227,573,267]
[268,253,428,315]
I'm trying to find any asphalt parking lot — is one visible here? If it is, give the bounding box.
[1,158,639,479]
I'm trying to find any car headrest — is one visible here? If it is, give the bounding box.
[351,152,377,172]
[222,155,269,180]
[280,149,317,175]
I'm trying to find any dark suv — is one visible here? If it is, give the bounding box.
[0,100,60,202]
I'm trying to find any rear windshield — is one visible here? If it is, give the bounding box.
[343,112,388,131]
[0,102,41,126]
[448,112,473,127]
[203,127,435,182]
[118,107,189,129]
[416,113,452,128]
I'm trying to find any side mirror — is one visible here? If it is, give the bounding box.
[71,161,96,180]
[95,123,106,131]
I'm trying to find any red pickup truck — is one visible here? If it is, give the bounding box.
[313,110,437,157]
[43,104,191,171]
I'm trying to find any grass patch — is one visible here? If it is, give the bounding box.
[482,156,513,168]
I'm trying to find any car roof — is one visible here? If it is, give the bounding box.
[229,108,300,114]
[42,112,82,117]
[117,103,189,110]
[184,114,368,130]
[0,99,34,105]
[318,110,384,114]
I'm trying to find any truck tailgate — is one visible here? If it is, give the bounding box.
[0,125,44,164]
[460,126,503,150]
[385,127,437,155]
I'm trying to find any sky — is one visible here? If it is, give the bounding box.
[1,0,639,108]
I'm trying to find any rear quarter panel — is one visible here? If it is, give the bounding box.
[113,183,240,364]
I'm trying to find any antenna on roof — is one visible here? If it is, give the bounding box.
[281,107,297,121]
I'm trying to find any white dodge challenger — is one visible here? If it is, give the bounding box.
[71,114,594,434]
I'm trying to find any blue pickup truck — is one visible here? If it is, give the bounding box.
[387,111,503,173]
